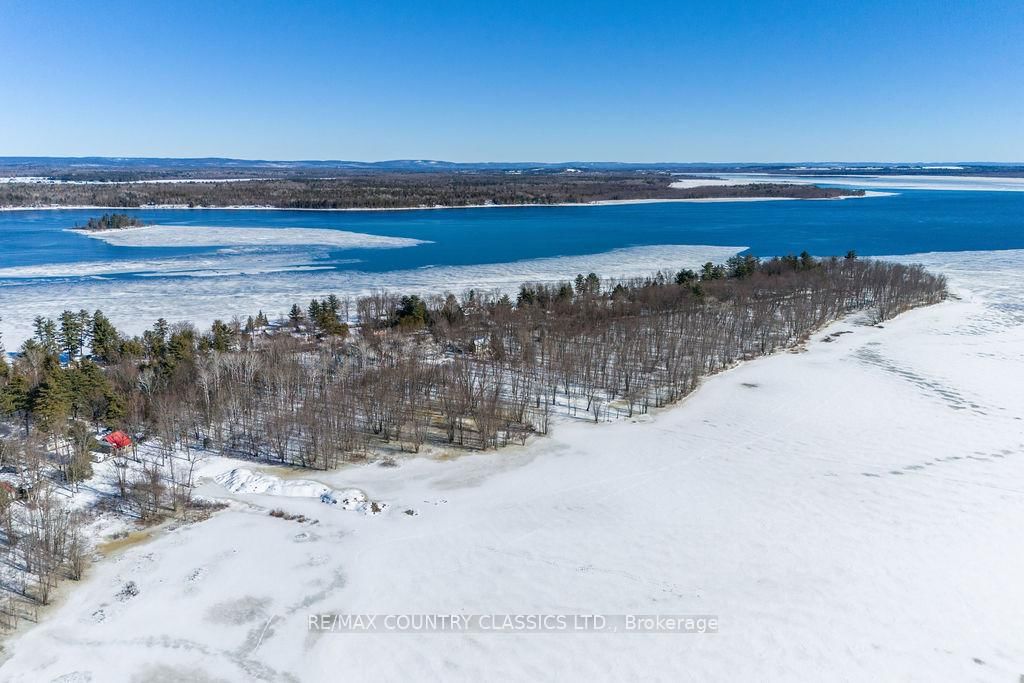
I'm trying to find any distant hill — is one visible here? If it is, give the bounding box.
[1,156,1022,182]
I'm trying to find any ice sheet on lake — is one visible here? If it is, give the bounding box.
[0,244,743,346]
[0,247,348,279]
[75,224,430,249]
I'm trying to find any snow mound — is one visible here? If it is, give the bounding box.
[215,468,387,515]
[215,468,330,498]
[321,488,390,515]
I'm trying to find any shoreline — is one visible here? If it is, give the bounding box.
[3,251,1020,680]
[0,287,940,659]
[0,191,891,213]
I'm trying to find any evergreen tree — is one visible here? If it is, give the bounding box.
[726,254,760,279]
[675,268,698,285]
[700,262,726,281]
[308,299,322,326]
[33,361,72,436]
[154,318,169,342]
[33,316,59,355]
[289,304,305,331]
[574,273,587,295]
[167,326,196,365]
[396,295,428,328]
[59,310,85,360]
[0,320,7,380]
[210,320,234,352]
[67,359,111,423]
[90,310,121,363]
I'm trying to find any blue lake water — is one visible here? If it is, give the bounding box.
[1,190,1023,281]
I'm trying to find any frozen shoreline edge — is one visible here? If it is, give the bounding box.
[0,191,893,213]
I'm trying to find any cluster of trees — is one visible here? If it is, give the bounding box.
[0,251,946,618]
[0,251,946,623]
[288,295,349,336]
[0,425,203,617]
[0,172,860,209]
[72,213,145,231]
[0,252,945,476]
[0,324,208,617]
[0,461,87,610]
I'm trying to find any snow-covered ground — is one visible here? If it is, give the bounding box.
[669,176,773,188]
[0,249,1021,681]
[676,173,1024,192]
[0,244,743,348]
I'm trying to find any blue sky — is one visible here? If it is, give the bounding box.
[1,0,1021,161]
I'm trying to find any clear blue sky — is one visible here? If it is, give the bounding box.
[1,0,1021,162]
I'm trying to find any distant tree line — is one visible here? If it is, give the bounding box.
[0,173,861,209]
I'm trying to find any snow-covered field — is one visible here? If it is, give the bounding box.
[1,249,1021,681]
[0,244,742,348]
[677,173,1024,192]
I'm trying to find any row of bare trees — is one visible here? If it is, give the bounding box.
[0,253,946,617]
[0,437,85,612]
[90,255,945,468]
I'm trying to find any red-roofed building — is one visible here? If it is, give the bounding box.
[104,431,133,450]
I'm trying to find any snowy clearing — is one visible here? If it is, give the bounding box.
[0,249,1021,681]
[669,176,773,188]
[689,173,1024,192]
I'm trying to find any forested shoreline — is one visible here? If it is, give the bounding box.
[2,252,943,467]
[0,173,862,209]
[0,252,945,613]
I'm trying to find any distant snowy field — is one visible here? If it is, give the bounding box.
[1,249,1022,681]
[674,173,1024,192]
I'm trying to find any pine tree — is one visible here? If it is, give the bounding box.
[67,359,111,422]
[574,273,586,295]
[59,310,85,360]
[0,319,7,380]
[90,310,121,363]
[210,320,234,352]
[289,304,305,331]
[33,362,72,436]
[33,316,59,355]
